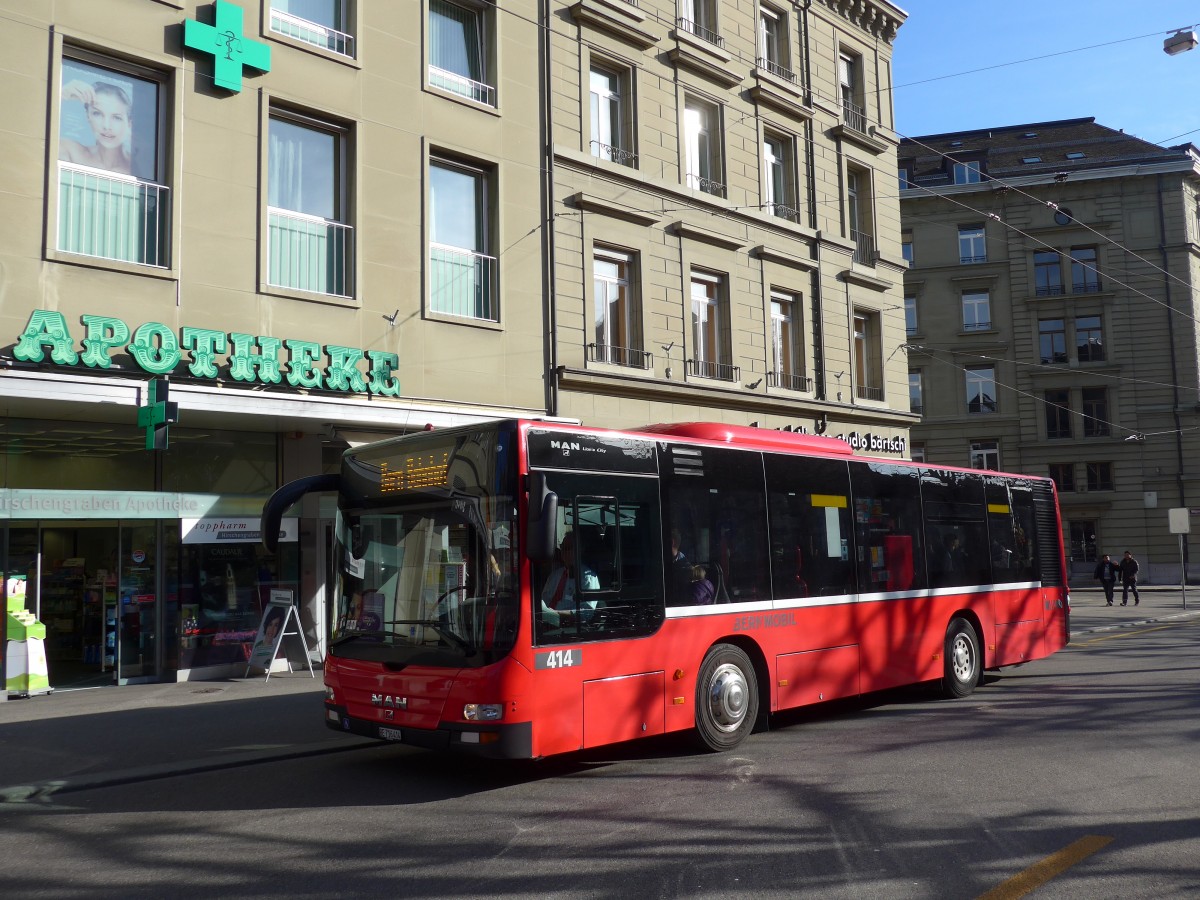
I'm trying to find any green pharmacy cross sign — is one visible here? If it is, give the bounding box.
[137,378,179,451]
[184,0,271,93]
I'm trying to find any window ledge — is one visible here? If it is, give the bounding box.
[830,122,892,155]
[260,282,358,308]
[46,248,179,282]
[668,220,745,250]
[423,309,503,331]
[753,244,817,272]
[423,81,501,117]
[264,29,361,69]
[841,268,893,292]
[748,70,814,120]
[569,0,659,49]
[584,357,658,379]
[570,191,660,226]
[667,29,743,88]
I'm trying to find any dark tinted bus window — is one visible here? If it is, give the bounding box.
[661,444,769,605]
[922,469,989,587]
[1006,481,1040,582]
[765,454,855,598]
[533,472,663,645]
[848,462,926,592]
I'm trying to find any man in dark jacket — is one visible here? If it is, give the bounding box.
[1093,554,1119,605]
[1119,551,1140,606]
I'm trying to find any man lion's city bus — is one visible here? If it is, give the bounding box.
[261,420,1069,759]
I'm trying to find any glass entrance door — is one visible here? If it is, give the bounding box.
[118,523,158,682]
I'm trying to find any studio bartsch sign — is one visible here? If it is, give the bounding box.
[13,310,400,397]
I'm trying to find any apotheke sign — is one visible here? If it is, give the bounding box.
[13,310,400,397]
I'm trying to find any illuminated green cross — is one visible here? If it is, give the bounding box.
[183,0,272,93]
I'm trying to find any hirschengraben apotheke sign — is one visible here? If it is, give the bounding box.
[13,310,400,396]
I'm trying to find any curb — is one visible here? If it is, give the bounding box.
[1069,606,1200,638]
[0,735,377,804]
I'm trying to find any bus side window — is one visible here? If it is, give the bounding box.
[765,454,855,598]
[922,470,989,588]
[849,462,927,592]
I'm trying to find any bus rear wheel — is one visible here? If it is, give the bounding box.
[941,617,981,699]
[694,644,759,752]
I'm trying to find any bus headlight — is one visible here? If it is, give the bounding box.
[325,687,336,703]
[463,703,504,721]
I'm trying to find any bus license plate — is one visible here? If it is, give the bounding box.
[379,727,403,742]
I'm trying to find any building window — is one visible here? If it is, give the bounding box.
[1034,249,1063,296]
[965,366,996,413]
[689,270,734,380]
[911,442,926,463]
[962,290,990,331]
[769,290,806,390]
[1082,387,1110,437]
[1039,318,1067,364]
[269,1,354,57]
[678,0,721,46]
[908,370,923,414]
[1044,388,1072,439]
[1071,246,1101,293]
[1069,521,1097,562]
[969,440,1000,470]
[428,0,494,107]
[902,230,914,266]
[757,5,792,81]
[590,64,634,165]
[267,113,353,298]
[1076,315,1104,362]
[1086,462,1114,492]
[958,224,986,263]
[847,166,875,265]
[683,96,724,197]
[904,295,918,335]
[763,131,797,220]
[899,165,912,190]
[56,53,170,268]
[428,157,495,321]
[591,247,645,367]
[1049,463,1075,492]
[952,160,982,184]
[838,51,864,132]
[854,310,883,401]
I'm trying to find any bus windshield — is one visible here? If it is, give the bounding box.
[332,427,517,665]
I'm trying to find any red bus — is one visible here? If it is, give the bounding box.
[262,420,1069,758]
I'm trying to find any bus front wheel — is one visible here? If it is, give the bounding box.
[694,644,759,752]
[941,617,981,699]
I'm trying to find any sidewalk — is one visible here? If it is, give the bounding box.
[3,589,1199,801]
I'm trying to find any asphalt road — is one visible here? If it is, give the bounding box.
[3,612,1198,899]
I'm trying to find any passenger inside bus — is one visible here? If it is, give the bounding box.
[539,531,599,627]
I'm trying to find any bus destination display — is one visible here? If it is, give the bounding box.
[379,452,451,494]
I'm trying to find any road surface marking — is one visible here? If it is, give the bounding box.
[976,835,1113,900]
[1072,623,1179,647]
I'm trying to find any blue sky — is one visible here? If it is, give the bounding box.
[892,1,1200,146]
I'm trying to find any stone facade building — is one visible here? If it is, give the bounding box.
[900,118,1200,581]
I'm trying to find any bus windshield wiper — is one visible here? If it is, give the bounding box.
[385,619,474,654]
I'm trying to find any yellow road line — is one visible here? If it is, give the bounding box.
[976,835,1113,900]
[1071,623,1179,647]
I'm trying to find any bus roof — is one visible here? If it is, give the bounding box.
[632,422,855,456]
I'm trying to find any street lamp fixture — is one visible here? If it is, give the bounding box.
[1164,29,1197,56]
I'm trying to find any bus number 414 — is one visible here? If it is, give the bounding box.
[536,649,581,669]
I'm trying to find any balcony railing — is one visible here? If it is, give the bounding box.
[851,229,876,266]
[767,202,800,222]
[909,403,924,415]
[856,384,884,401]
[429,243,497,322]
[590,141,637,166]
[269,7,355,57]
[1036,283,1065,296]
[268,207,354,298]
[841,99,867,133]
[768,371,811,392]
[963,321,992,332]
[677,17,724,47]
[428,65,496,107]
[960,254,987,264]
[756,57,795,82]
[58,163,170,268]
[587,343,653,369]
[1073,280,1103,293]
[687,358,739,382]
[686,172,726,198]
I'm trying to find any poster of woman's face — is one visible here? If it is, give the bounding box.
[59,59,158,182]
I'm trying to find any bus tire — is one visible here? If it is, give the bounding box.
[941,617,981,699]
[694,643,759,752]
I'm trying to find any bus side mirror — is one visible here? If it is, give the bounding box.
[526,472,558,562]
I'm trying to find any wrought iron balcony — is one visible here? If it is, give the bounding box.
[841,99,867,133]
[851,229,876,266]
[1036,283,1065,297]
[768,371,812,392]
[767,202,800,222]
[1073,280,1103,293]
[687,358,739,382]
[963,321,992,332]
[960,254,987,264]
[429,243,498,322]
[58,163,170,268]
[856,384,884,401]
[756,57,795,82]
[587,343,652,369]
[677,17,724,48]
[590,141,637,166]
[686,172,726,198]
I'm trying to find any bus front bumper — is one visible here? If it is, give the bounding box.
[324,703,534,759]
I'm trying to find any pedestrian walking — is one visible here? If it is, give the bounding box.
[1093,553,1119,605]
[1119,550,1140,606]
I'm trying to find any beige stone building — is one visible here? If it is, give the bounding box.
[900,118,1200,582]
[0,0,910,688]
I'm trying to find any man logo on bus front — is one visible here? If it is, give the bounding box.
[371,694,407,709]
